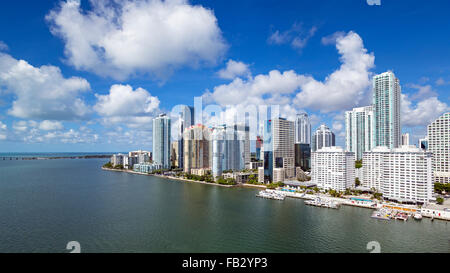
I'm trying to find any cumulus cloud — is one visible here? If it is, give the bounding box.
[47,0,227,80]
[401,94,449,127]
[0,53,91,120]
[39,120,64,131]
[294,31,375,112]
[205,31,374,115]
[408,84,438,100]
[94,84,160,117]
[94,84,160,128]
[268,23,317,52]
[217,60,251,80]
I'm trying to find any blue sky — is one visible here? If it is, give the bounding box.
[0,0,449,152]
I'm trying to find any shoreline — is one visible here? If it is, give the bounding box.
[102,167,235,188]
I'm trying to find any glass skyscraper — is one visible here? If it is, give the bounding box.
[312,124,335,152]
[373,71,401,149]
[153,114,171,169]
[177,106,195,169]
[345,105,374,160]
[295,113,311,144]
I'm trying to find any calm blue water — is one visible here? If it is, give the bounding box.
[0,158,449,253]
[0,152,118,158]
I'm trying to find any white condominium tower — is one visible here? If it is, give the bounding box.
[345,105,374,160]
[272,118,295,180]
[312,124,335,152]
[363,146,433,204]
[401,133,410,146]
[295,113,311,144]
[427,112,450,183]
[311,146,355,192]
[153,114,171,169]
[373,71,401,149]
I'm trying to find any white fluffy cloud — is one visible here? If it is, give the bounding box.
[217,60,251,80]
[94,84,160,117]
[0,53,91,120]
[94,84,160,128]
[39,120,64,131]
[401,94,449,127]
[205,31,374,115]
[47,0,227,80]
[294,31,375,112]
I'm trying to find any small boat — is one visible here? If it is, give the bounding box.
[413,213,423,220]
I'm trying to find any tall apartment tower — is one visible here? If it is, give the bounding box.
[363,146,433,204]
[345,105,374,160]
[272,118,296,180]
[295,113,311,144]
[401,133,410,146]
[177,106,195,169]
[312,124,335,152]
[427,112,450,183]
[153,114,171,169]
[183,124,211,174]
[373,71,401,149]
[311,146,355,191]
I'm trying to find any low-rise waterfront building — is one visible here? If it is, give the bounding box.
[133,163,163,174]
[250,161,263,170]
[190,168,210,176]
[111,153,125,167]
[223,171,257,184]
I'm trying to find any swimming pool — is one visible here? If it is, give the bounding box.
[351,197,373,202]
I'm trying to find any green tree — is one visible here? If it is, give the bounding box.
[436,197,444,205]
[355,177,361,187]
[355,160,363,169]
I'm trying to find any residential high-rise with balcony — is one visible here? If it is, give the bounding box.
[312,124,335,152]
[311,146,355,191]
[427,112,450,184]
[401,133,410,146]
[363,146,433,204]
[272,118,295,180]
[295,113,311,144]
[153,114,171,169]
[345,105,374,160]
[373,71,401,149]
[183,124,211,174]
